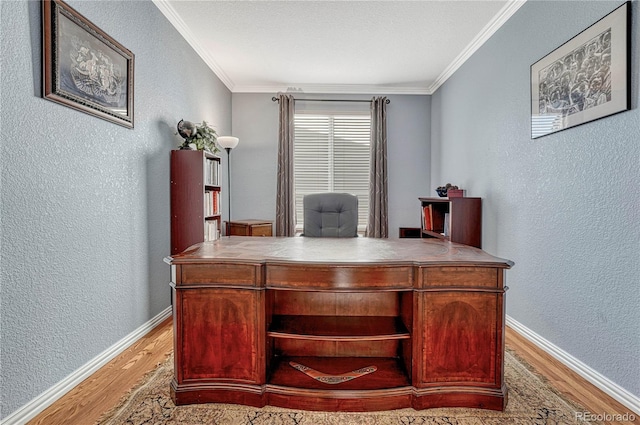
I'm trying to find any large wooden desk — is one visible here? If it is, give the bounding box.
[165,237,513,412]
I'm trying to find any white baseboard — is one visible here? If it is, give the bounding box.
[506,315,640,416]
[4,310,636,423]
[1,307,172,425]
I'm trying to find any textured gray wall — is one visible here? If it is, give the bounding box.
[431,1,639,395]
[0,0,231,418]
[230,93,431,235]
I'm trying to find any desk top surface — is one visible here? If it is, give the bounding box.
[166,237,513,268]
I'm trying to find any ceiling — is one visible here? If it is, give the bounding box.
[153,0,526,95]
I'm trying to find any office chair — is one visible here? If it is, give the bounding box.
[302,193,358,237]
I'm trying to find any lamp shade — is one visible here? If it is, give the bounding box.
[217,136,239,150]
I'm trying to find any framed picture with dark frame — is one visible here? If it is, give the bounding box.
[42,0,134,128]
[530,2,630,139]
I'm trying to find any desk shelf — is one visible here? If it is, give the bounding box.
[268,315,410,341]
[265,289,414,404]
[268,356,410,390]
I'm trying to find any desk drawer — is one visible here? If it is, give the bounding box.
[178,264,261,287]
[267,264,413,290]
[421,267,498,288]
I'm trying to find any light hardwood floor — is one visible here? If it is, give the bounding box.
[28,319,638,425]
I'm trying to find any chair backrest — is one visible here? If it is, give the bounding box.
[303,193,358,237]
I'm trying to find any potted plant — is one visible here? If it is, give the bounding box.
[176,119,220,153]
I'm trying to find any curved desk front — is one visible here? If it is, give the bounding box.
[165,237,513,412]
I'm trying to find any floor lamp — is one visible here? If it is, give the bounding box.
[217,136,239,236]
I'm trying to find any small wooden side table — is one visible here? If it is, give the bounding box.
[227,219,273,237]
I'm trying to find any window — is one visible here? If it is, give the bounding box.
[294,112,371,232]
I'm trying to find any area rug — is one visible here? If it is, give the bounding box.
[97,349,602,424]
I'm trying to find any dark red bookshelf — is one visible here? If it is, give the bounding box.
[170,150,221,254]
[419,197,482,248]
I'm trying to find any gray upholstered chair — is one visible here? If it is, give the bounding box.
[302,193,358,237]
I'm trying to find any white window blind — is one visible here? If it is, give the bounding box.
[294,113,371,231]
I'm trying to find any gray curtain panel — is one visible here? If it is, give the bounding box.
[366,96,388,238]
[276,93,296,236]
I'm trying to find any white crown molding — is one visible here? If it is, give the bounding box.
[152,0,235,91]
[428,0,527,94]
[506,315,640,416]
[1,307,173,425]
[232,83,431,95]
[154,0,526,95]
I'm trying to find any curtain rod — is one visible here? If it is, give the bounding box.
[271,96,390,104]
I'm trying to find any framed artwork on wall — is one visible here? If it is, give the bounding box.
[42,0,134,128]
[530,1,630,139]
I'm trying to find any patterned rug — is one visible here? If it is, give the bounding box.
[97,349,602,424]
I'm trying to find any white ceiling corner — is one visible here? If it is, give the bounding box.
[153,0,527,95]
[152,0,236,90]
[427,0,526,93]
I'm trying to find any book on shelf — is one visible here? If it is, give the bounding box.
[204,158,220,186]
[204,191,211,217]
[443,213,450,237]
[431,207,444,233]
[204,190,221,217]
[213,190,219,214]
[422,205,432,231]
[205,220,219,241]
